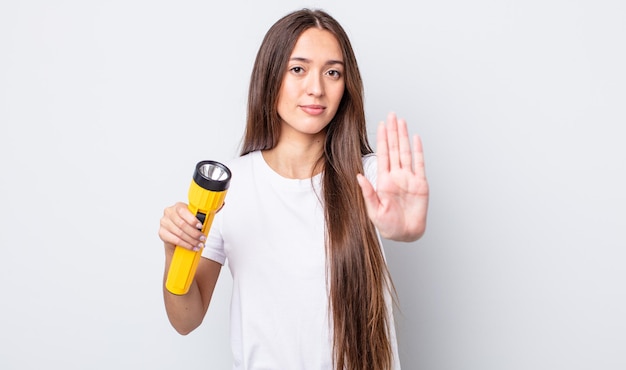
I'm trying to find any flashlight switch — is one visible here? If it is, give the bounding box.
[195,211,207,228]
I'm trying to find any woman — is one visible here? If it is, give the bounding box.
[159,8,429,369]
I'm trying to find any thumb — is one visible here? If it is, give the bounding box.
[357,173,379,220]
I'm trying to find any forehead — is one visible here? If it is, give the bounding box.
[290,28,343,61]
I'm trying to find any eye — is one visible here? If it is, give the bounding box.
[290,66,305,74]
[326,69,342,79]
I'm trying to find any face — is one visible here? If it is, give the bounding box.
[276,28,345,143]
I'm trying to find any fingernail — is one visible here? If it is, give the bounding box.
[196,223,203,230]
[197,242,204,249]
[192,246,200,252]
[199,235,206,242]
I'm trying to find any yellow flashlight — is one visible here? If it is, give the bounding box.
[165,160,231,295]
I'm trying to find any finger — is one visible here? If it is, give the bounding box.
[397,117,412,171]
[175,202,203,230]
[356,173,380,219]
[159,217,205,251]
[412,134,426,176]
[386,112,400,170]
[161,204,205,250]
[376,120,389,174]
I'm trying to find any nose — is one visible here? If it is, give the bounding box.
[305,73,324,97]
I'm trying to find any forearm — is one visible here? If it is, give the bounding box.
[163,273,206,335]
[162,248,218,335]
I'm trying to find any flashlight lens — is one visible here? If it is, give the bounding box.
[193,160,232,191]
[199,163,229,181]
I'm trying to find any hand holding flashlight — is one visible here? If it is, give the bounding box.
[165,160,231,295]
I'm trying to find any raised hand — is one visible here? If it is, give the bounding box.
[357,112,429,242]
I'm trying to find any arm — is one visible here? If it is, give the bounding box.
[357,112,429,242]
[159,202,222,335]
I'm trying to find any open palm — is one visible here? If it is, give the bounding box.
[357,112,429,242]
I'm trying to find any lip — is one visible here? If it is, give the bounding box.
[299,104,326,116]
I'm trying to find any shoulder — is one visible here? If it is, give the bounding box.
[362,153,377,184]
[220,151,259,174]
[229,150,258,165]
[216,151,269,189]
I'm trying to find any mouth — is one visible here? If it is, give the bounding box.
[299,105,326,116]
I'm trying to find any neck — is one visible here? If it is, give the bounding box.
[262,135,325,179]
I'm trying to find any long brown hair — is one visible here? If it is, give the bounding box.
[241,9,395,369]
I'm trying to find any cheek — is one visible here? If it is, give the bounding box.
[330,85,345,105]
[277,83,297,106]
[276,85,291,112]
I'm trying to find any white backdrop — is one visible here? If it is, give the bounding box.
[1,1,625,369]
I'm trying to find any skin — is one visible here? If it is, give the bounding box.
[159,27,429,334]
[263,28,345,179]
[357,113,429,241]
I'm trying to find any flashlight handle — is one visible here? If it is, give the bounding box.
[165,186,227,295]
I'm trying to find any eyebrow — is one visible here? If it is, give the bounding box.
[289,57,344,66]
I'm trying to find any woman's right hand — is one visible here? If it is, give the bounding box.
[160,202,221,334]
[158,202,206,253]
